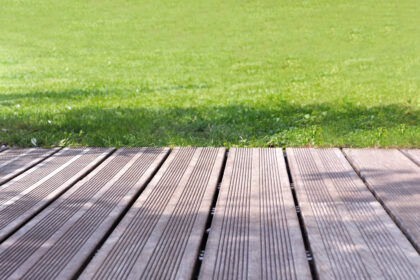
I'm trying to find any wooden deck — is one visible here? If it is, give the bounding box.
[0,147,419,279]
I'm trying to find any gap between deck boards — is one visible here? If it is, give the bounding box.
[0,147,419,280]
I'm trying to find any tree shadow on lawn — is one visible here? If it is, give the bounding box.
[1,99,419,147]
[0,85,210,104]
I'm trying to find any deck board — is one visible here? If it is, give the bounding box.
[344,148,420,253]
[0,148,59,185]
[287,148,420,279]
[0,147,419,279]
[80,147,225,280]
[0,148,168,280]
[401,149,420,166]
[199,148,311,280]
[0,148,112,242]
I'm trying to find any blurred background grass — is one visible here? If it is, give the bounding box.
[0,0,419,147]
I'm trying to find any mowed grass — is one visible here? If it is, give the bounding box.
[1,0,419,147]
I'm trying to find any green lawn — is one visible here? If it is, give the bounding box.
[1,0,419,147]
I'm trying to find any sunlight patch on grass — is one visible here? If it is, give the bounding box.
[0,0,419,147]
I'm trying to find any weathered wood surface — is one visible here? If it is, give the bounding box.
[0,148,112,242]
[344,148,420,253]
[0,147,419,279]
[0,148,59,185]
[0,148,168,280]
[199,148,311,280]
[287,148,420,279]
[401,149,420,166]
[81,147,225,280]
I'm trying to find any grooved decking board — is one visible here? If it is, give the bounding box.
[80,147,225,280]
[0,148,168,280]
[401,149,420,166]
[287,148,420,279]
[199,148,311,280]
[0,148,112,242]
[344,149,420,253]
[0,148,59,185]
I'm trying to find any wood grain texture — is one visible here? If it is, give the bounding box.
[288,148,420,279]
[401,149,420,166]
[0,148,112,242]
[199,148,310,280]
[80,147,225,280]
[0,148,168,280]
[0,148,59,185]
[344,148,420,253]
